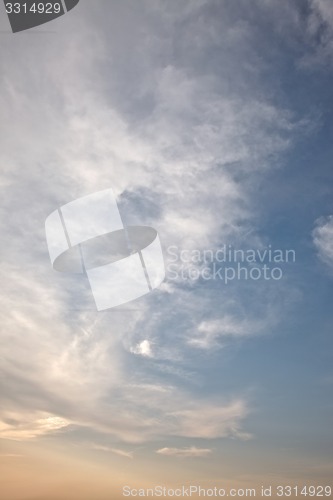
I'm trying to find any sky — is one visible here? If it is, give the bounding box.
[0,0,333,499]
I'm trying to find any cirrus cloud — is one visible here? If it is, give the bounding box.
[156,446,212,458]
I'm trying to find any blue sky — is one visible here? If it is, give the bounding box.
[0,0,333,498]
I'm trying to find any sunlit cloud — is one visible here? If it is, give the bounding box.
[130,339,153,358]
[156,446,212,458]
[0,412,70,440]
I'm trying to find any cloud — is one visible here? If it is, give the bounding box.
[0,0,313,452]
[79,384,251,443]
[0,412,70,440]
[167,398,252,440]
[156,446,212,458]
[188,315,268,349]
[299,0,333,67]
[91,444,134,459]
[130,340,154,358]
[313,215,333,270]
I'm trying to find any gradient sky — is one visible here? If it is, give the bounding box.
[0,1,333,499]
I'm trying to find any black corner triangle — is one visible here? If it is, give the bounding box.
[64,0,80,12]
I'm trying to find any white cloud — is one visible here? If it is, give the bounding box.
[130,340,154,358]
[0,279,251,443]
[313,215,333,270]
[0,0,310,450]
[156,446,212,458]
[188,315,267,349]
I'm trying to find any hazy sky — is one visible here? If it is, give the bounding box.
[0,1,333,499]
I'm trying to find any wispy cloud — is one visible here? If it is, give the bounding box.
[188,315,267,349]
[301,0,333,67]
[0,412,70,440]
[0,0,316,455]
[156,446,212,458]
[91,444,134,459]
[313,215,333,270]
[167,399,252,440]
